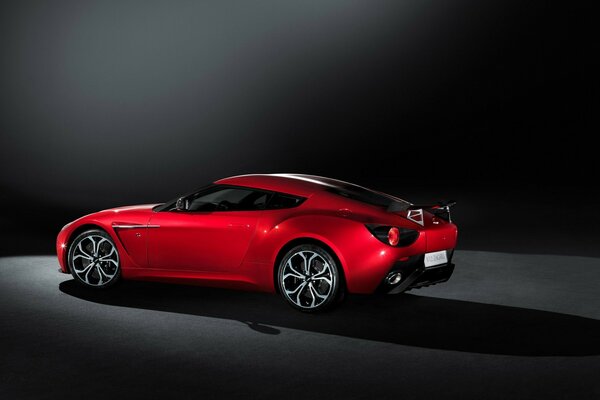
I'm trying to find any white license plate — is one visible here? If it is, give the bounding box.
[424,250,448,268]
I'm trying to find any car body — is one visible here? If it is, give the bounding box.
[56,174,458,311]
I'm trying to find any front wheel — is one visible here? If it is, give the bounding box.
[68,229,121,289]
[277,244,342,312]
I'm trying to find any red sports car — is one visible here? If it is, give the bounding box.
[56,174,458,312]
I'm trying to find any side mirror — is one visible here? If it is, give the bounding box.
[175,197,188,211]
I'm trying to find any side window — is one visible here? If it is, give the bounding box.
[267,193,305,209]
[187,187,269,212]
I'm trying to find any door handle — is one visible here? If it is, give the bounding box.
[228,223,250,229]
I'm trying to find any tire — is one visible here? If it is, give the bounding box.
[277,244,342,312]
[68,229,121,289]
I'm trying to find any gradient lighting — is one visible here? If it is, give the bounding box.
[0,0,425,209]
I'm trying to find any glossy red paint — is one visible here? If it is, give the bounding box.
[56,174,458,294]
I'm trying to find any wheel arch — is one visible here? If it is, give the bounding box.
[272,237,347,294]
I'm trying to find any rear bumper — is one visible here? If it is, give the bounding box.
[378,250,455,294]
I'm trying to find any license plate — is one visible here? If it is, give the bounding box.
[424,250,447,268]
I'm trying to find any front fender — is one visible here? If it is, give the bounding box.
[56,217,145,275]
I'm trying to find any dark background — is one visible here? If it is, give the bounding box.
[1,3,599,400]
[1,0,598,255]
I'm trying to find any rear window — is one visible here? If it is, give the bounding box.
[325,185,408,209]
[267,193,305,209]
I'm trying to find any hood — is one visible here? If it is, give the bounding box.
[101,204,160,213]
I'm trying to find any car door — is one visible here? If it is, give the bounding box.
[147,186,268,273]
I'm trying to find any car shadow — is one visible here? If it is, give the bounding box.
[59,279,600,357]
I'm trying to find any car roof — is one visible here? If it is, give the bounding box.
[214,173,355,197]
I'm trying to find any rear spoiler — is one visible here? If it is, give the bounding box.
[388,200,457,222]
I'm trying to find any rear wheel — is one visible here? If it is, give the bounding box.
[277,244,341,312]
[68,229,121,289]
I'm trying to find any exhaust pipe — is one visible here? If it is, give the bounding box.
[386,272,402,285]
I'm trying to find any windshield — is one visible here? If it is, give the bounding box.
[152,184,214,212]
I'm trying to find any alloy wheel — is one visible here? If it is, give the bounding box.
[280,249,336,310]
[70,232,120,287]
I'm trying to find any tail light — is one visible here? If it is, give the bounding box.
[388,227,400,246]
[366,224,419,247]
